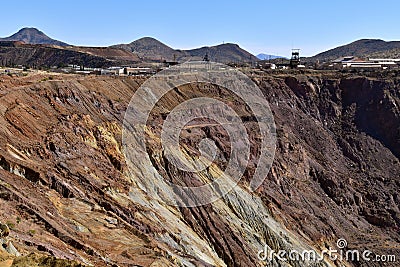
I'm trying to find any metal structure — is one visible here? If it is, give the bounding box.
[290,49,300,69]
[203,53,209,62]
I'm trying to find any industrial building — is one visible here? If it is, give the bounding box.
[331,56,400,70]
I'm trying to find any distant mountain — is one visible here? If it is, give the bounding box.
[183,43,258,63]
[112,37,182,61]
[112,38,258,63]
[1,28,258,65]
[311,39,400,61]
[0,27,69,47]
[256,53,286,60]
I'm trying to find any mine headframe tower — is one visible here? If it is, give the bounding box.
[290,49,300,69]
[203,53,210,62]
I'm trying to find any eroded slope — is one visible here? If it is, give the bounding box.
[0,71,398,267]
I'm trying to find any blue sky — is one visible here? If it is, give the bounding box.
[1,0,399,57]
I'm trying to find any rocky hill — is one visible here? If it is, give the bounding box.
[368,47,400,59]
[0,28,69,47]
[183,43,258,63]
[112,37,258,63]
[311,39,400,62]
[112,37,183,61]
[0,42,108,68]
[0,41,140,68]
[1,28,259,66]
[256,53,286,60]
[0,70,399,266]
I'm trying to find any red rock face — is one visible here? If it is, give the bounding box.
[0,71,399,267]
[266,74,400,265]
